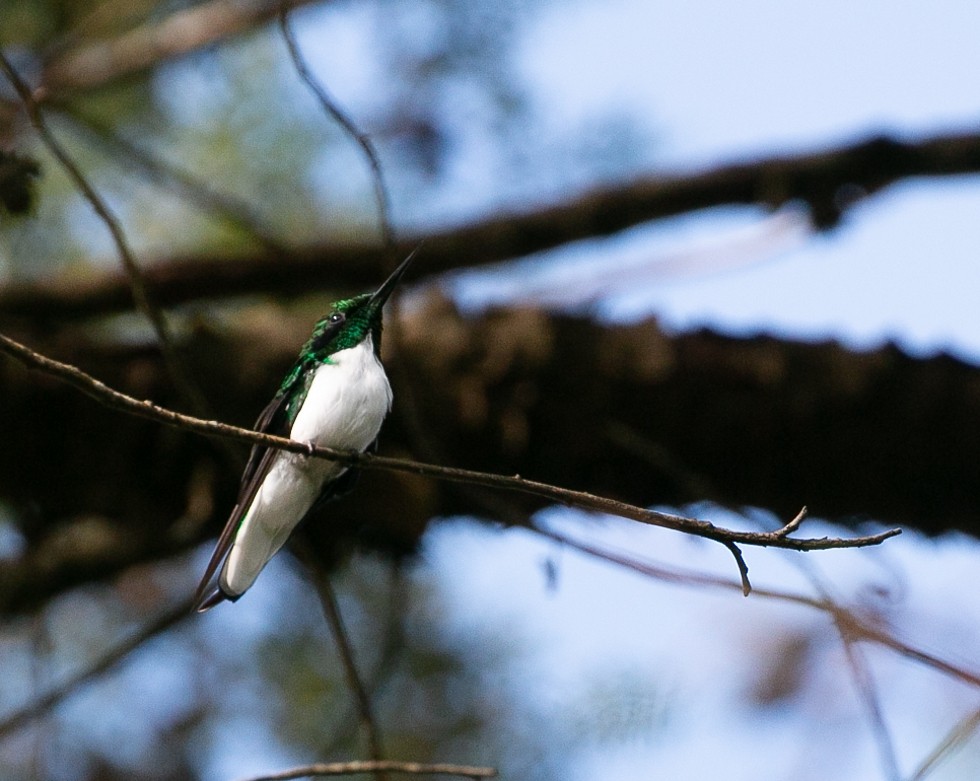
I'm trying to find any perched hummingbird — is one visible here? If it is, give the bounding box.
[193,253,414,612]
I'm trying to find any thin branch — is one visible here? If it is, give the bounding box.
[0,330,900,563]
[834,609,980,689]
[0,51,216,427]
[51,104,289,254]
[6,128,980,320]
[296,540,387,780]
[279,6,393,249]
[907,704,980,781]
[529,523,980,691]
[314,564,409,760]
[782,544,902,781]
[775,506,809,538]
[838,628,902,781]
[0,598,192,739]
[237,760,496,781]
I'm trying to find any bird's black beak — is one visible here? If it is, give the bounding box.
[368,247,418,311]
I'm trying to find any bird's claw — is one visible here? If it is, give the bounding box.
[304,440,317,458]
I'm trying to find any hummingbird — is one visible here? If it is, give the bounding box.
[193,253,414,612]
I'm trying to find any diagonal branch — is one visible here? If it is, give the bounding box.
[0,598,192,739]
[3,128,980,322]
[0,50,217,424]
[295,538,387,781]
[278,6,394,249]
[0,328,900,596]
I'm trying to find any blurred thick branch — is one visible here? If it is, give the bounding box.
[2,128,980,321]
[1,294,976,612]
[0,328,898,608]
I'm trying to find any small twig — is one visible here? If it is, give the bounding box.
[723,541,751,596]
[0,330,901,562]
[0,598,192,739]
[313,564,408,759]
[775,506,808,537]
[237,760,496,781]
[278,6,393,249]
[0,51,219,432]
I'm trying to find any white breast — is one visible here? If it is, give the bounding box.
[219,334,392,597]
[290,333,393,453]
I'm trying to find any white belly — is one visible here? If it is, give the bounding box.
[291,334,393,455]
[221,335,392,596]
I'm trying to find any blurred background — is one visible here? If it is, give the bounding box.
[2,1,980,780]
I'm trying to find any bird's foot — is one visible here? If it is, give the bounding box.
[303,440,317,458]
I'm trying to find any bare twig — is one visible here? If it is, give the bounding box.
[723,541,751,596]
[0,330,900,566]
[278,6,393,248]
[313,564,409,760]
[237,760,496,781]
[775,506,809,537]
[0,598,192,739]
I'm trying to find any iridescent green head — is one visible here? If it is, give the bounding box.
[299,251,415,365]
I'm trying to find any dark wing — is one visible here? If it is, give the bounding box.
[192,389,293,610]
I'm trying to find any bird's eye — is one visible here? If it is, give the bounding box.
[329,312,344,324]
